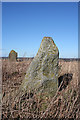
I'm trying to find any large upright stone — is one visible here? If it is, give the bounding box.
[9,50,17,62]
[19,37,59,98]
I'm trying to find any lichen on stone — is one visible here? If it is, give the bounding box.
[9,50,18,62]
[18,37,59,111]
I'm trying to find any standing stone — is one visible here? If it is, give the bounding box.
[16,37,59,111]
[9,50,17,62]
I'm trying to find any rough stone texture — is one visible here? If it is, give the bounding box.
[19,37,59,98]
[9,50,17,62]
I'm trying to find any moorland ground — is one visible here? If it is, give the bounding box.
[2,58,80,119]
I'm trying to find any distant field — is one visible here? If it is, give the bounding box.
[1,57,80,61]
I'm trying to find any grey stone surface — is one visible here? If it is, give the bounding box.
[9,50,17,62]
[20,37,59,98]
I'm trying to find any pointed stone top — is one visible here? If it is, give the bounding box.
[10,50,17,54]
[43,37,52,39]
[41,36,55,44]
[37,37,58,56]
[42,37,53,42]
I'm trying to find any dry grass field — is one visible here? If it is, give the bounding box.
[2,58,80,119]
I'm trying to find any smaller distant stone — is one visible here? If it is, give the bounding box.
[9,50,18,62]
